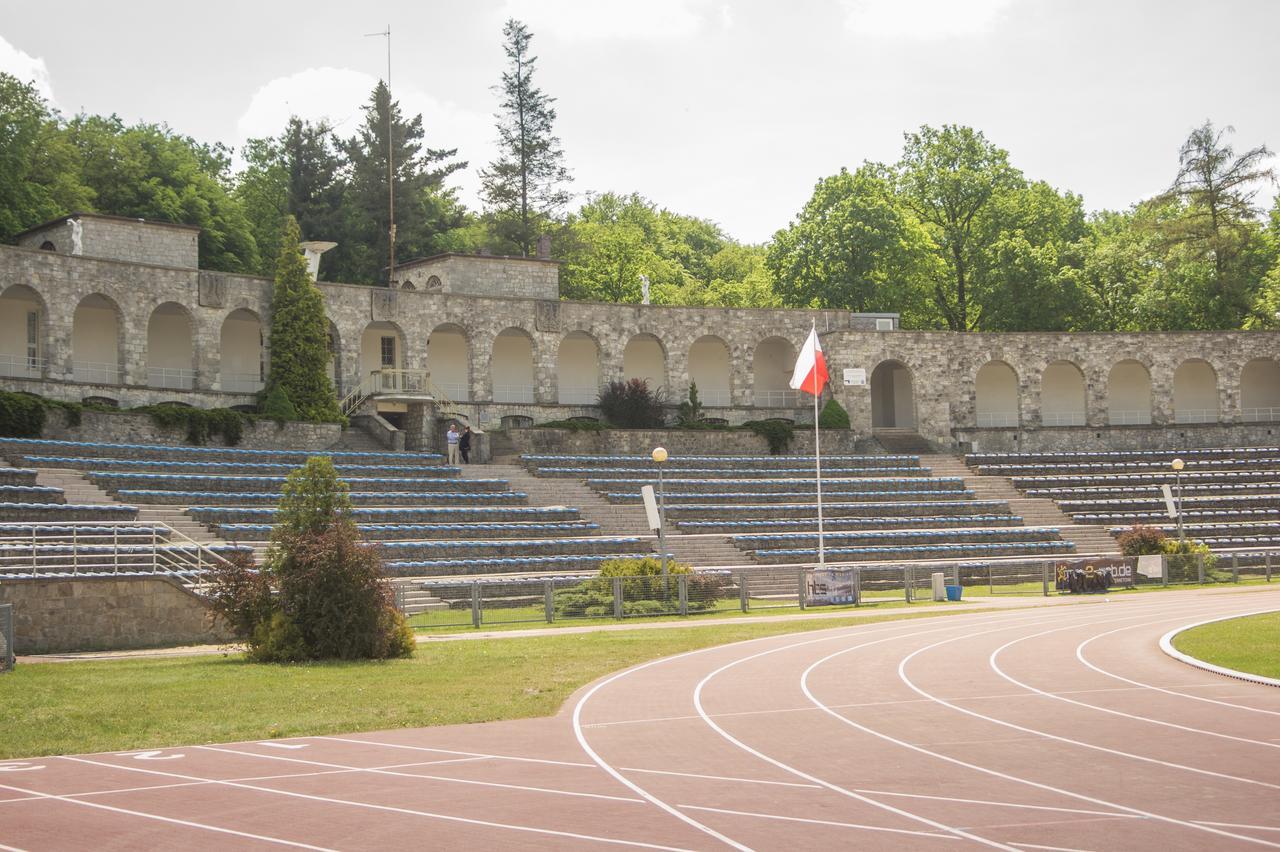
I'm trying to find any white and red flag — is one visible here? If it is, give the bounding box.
[789,326,828,396]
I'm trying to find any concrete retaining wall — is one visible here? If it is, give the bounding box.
[505,428,873,457]
[38,409,341,450]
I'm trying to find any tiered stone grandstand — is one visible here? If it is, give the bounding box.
[965,447,1280,555]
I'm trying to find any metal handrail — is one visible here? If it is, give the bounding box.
[977,412,1018,427]
[341,369,448,416]
[0,353,45,379]
[1109,409,1152,425]
[147,366,197,390]
[72,360,122,385]
[1241,407,1280,422]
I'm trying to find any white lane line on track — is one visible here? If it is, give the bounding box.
[574,610,1052,851]
[1193,820,1280,832]
[799,603,1280,848]
[676,804,960,840]
[0,843,29,852]
[855,789,1141,819]
[620,767,820,789]
[317,736,594,769]
[0,778,336,851]
[1009,844,1095,852]
[987,613,1280,750]
[195,745,644,804]
[60,755,694,852]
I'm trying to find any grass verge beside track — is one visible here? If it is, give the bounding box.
[1170,610,1280,680]
[1,607,981,760]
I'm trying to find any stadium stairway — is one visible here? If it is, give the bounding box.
[327,427,391,454]
[459,462,746,567]
[925,455,1120,555]
[873,428,935,454]
[34,468,218,545]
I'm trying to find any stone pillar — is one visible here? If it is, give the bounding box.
[472,332,493,402]
[1084,364,1108,427]
[533,335,556,405]
[1150,363,1174,426]
[403,401,435,451]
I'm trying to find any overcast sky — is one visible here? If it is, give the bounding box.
[4,0,1278,244]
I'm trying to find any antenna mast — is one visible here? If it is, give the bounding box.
[365,25,395,287]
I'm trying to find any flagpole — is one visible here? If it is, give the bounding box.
[812,320,825,567]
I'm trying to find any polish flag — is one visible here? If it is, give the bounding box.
[789,327,828,396]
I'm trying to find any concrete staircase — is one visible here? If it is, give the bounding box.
[924,454,1121,556]
[389,579,450,615]
[33,468,223,544]
[873,428,935,454]
[328,427,392,453]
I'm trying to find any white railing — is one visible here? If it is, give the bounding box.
[494,384,535,403]
[0,354,45,379]
[696,388,731,407]
[147,367,196,390]
[1109,409,1152,425]
[558,385,598,405]
[222,372,265,393]
[977,412,1018,427]
[435,382,469,401]
[72,360,121,385]
[0,521,232,588]
[755,389,801,408]
[340,369,442,416]
[1175,409,1217,424]
[1042,411,1086,426]
[1241,407,1280,423]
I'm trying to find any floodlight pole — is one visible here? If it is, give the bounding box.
[366,25,395,288]
[653,447,668,589]
[1172,457,1185,542]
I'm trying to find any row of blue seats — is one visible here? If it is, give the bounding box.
[0,501,135,512]
[546,466,932,478]
[605,489,977,503]
[0,485,63,497]
[982,458,1280,473]
[1080,507,1280,519]
[735,525,1060,543]
[586,477,964,490]
[678,514,1023,531]
[117,489,526,503]
[1012,471,1280,486]
[1196,535,1280,547]
[522,453,919,464]
[375,537,642,552]
[667,499,1008,512]
[968,447,1280,463]
[191,506,577,518]
[385,552,653,573]
[0,467,37,479]
[1107,522,1280,534]
[217,521,600,537]
[23,455,455,476]
[89,473,466,489]
[1028,482,1280,497]
[0,524,169,536]
[0,436,444,462]
[1060,496,1280,510]
[756,541,1072,560]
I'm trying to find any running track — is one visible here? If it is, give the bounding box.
[3,586,1279,850]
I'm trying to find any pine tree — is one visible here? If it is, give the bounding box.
[263,217,343,423]
[480,19,572,256]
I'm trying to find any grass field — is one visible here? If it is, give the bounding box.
[1171,611,1280,680]
[0,607,994,760]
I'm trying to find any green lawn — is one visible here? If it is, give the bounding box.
[1171,611,1280,680]
[1,608,975,760]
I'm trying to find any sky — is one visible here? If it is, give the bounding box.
[3,0,1279,244]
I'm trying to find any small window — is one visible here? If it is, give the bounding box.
[400,279,416,291]
[39,240,56,251]
[380,336,397,368]
[875,318,894,331]
[426,275,443,290]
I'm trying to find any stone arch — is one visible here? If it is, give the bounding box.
[1173,359,1219,423]
[622,333,667,394]
[425,275,443,291]
[1040,360,1086,426]
[39,240,55,251]
[360,320,407,378]
[752,336,798,408]
[146,302,195,389]
[220,308,264,392]
[557,331,601,404]
[687,334,731,407]
[428,323,471,401]
[0,284,47,379]
[1107,360,1152,425]
[870,359,915,428]
[400,279,416,291]
[975,360,1019,427]
[1240,357,1280,422]
[72,293,124,385]
[491,326,535,403]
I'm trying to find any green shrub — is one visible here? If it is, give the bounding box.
[676,382,704,427]
[137,403,248,446]
[1160,537,1227,583]
[1116,524,1166,556]
[250,611,309,663]
[259,384,300,424]
[537,419,605,432]
[555,557,722,617]
[742,419,794,454]
[818,398,850,429]
[0,391,83,437]
[598,379,667,428]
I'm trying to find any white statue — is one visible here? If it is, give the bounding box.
[67,218,83,255]
[640,274,650,305]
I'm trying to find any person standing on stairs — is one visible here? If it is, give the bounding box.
[446,422,461,465]
[459,427,472,464]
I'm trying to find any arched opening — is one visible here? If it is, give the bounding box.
[360,321,406,390]
[975,361,1019,427]
[425,275,443,291]
[1240,358,1280,422]
[688,335,731,407]
[0,284,45,379]
[72,294,123,385]
[39,240,55,251]
[1173,359,1218,424]
[1041,361,1086,426]
[622,333,666,394]
[220,309,264,393]
[752,336,798,408]
[557,331,600,404]
[428,324,470,401]
[491,327,535,403]
[1107,360,1152,425]
[146,302,195,389]
[400,279,416,291]
[869,360,915,428]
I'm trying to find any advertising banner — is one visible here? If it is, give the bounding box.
[1053,557,1134,593]
[806,569,858,605]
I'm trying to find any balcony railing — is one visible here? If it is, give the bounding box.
[977,412,1018,427]
[1241,407,1280,423]
[1175,409,1216,424]
[72,360,122,385]
[494,384,535,403]
[435,381,469,401]
[1109,409,1152,425]
[754,389,801,408]
[0,354,45,379]
[696,388,731,407]
[558,385,598,405]
[222,372,265,393]
[1042,411,1086,426]
[147,367,196,390]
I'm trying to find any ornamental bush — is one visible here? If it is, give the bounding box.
[1116,524,1166,556]
[554,557,722,617]
[742,419,794,454]
[598,378,667,428]
[818,398,851,429]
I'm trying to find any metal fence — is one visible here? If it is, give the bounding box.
[0,604,13,672]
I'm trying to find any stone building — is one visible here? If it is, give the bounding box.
[2,213,1278,452]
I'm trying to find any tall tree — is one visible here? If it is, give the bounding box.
[480,19,572,256]
[336,82,466,284]
[263,216,342,423]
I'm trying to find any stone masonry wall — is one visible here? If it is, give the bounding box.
[506,428,874,456]
[38,409,341,450]
[16,214,199,269]
[0,576,230,654]
[397,254,559,300]
[954,423,1280,454]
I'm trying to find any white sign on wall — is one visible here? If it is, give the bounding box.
[843,368,867,386]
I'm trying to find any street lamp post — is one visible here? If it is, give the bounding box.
[1171,457,1185,541]
[652,447,668,583]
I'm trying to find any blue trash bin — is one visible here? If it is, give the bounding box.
[945,585,963,602]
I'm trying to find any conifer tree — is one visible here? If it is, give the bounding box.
[480,19,572,256]
[263,216,342,422]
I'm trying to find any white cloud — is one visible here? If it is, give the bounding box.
[0,35,55,104]
[842,0,1018,39]
[497,0,703,40]
[236,66,494,208]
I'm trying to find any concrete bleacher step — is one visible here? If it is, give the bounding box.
[328,427,394,454]
[460,463,653,535]
[873,429,935,454]
[32,468,115,505]
[923,454,1120,556]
